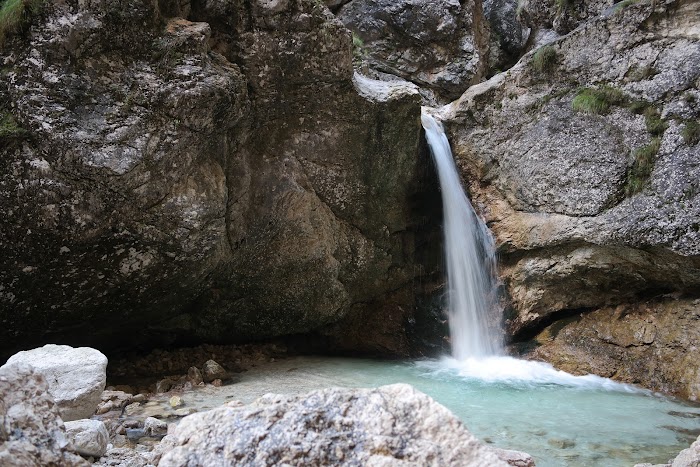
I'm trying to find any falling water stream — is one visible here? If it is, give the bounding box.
[131,112,700,466]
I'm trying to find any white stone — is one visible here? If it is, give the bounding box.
[2,344,107,421]
[156,384,509,466]
[64,419,109,458]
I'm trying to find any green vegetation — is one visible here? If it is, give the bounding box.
[0,0,43,47]
[555,0,572,12]
[682,120,700,145]
[571,86,624,114]
[626,137,661,195]
[351,32,366,63]
[643,107,667,136]
[0,111,24,139]
[614,0,640,11]
[532,46,558,74]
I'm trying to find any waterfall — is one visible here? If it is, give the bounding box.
[421,112,502,359]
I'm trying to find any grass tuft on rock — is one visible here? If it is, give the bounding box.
[626,137,661,196]
[682,121,700,145]
[571,86,624,114]
[532,46,558,74]
[643,107,667,136]
[0,111,25,138]
[0,0,43,47]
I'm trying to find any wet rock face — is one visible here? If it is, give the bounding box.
[527,299,700,400]
[440,0,700,339]
[337,0,489,102]
[155,384,509,466]
[0,0,439,357]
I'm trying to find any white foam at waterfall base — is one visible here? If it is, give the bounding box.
[417,356,643,392]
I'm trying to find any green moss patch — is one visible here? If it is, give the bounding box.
[682,120,700,146]
[626,137,661,196]
[532,46,558,74]
[0,0,43,47]
[0,111,25,139]
[572,86,624,114]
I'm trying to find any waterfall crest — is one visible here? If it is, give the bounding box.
[421,113,502,359]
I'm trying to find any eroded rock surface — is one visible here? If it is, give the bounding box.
[155,384,509,466]
[0,0,440,358]
[64,419,110,458]
[528,299,700,399]
[337,0,490,102]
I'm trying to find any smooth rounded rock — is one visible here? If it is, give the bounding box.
[2,345,107,421]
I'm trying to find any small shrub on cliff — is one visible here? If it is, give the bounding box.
[532,46,558,74]
[682,121,700,145]
[643,108,667,136]
[572,85,625,114]
[0,0,43,48]
[626,137,661,196]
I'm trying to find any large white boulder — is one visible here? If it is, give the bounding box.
[2,344,108,421]
[64,419,109,458]
[0,363,88,466]
[155,383,509,466]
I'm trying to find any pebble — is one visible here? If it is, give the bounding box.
[169,396,183,408]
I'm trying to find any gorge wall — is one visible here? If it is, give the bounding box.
[0,0,444,359]
[1,0,699,399]
[436,0,700,398]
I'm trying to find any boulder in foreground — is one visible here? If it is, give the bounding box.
[2,344,107,421]
[0,363,88,466]
[156,383,509,466]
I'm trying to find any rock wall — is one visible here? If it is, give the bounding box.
[437,0,700,396]
[0,0,443,358]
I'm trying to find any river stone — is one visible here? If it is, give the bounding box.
[492,448,537,467]
[156,384,509,466]
[2,345,107,421]
[64,419,109,458]
[202,360,228,383]
[672,435,700,466]
[0,363,88,466]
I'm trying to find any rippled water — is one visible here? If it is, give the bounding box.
[163,356,700,467]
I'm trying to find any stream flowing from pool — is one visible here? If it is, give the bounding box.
[138,113,700,466]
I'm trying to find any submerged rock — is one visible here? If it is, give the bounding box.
[0,364,88,466]
[493,448,537,467]
[64,419,110,458]
[155,384,509,466]
[2,345,107,421]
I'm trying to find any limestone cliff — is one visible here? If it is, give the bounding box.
[437,0,700,397]
[0,0,443,358]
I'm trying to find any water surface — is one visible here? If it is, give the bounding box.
[166,356,699,467]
